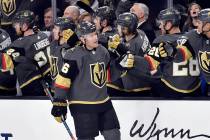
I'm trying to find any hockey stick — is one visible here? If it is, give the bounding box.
[41,80,76,140]
[25,28,76,139]
[27,50,76,139]
[76,1,95,16]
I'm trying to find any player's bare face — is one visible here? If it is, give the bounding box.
[159,21,166,35]
[197,20,210,36]
[52,26,60,40]
[85,32,98,50]
[202,22,210,38]
[13,23,22,36]
[94,16,101,31]
[117,25,123,37]
[117,25,128,37]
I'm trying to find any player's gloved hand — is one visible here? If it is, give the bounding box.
[62,29,74,42]
[108,34,121,52]
[158,41,177,60]
[119,53,134,70]
[108,34,129,56]
[51,98,68,123]
[62,29,80,47]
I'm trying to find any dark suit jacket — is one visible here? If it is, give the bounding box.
[137,20,156,43]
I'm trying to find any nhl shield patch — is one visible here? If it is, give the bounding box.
[90,62,106,88]
[0,0,16,16]
[198,51,210,74]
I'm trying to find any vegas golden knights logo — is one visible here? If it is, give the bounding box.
[0,0,16,16]
[198,51,210,74]
[90,62,106,88]
[50,57,59,80]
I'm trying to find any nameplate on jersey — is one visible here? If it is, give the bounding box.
[90,62,106,88]
[0,0,16,16]
[34,38,50,50]
[198,50,210,74]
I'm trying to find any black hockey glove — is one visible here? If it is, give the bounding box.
[51,98,68,123]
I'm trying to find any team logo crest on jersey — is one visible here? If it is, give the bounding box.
[0,0,16,16]
[198,51,210,73]
[90,62,106,88]
[50,56,59,80]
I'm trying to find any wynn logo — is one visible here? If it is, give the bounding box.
[130,108,210,140]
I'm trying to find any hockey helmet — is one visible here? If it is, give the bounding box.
[158,8,181,26]
[95,6,114,24]
[77,21,96,37]
[54,17,76,31]
[13,10,35,27]
[0,29,11,51]
[198,8,210,23]
[117,12,138,33]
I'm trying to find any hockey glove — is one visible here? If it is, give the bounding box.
[108,34,121,52]
[158,41,177,60]
[119,53,134,70]
[108,34,129,56]
[51,98,68,123]
[62,29,80,47]
[62,29,75,42]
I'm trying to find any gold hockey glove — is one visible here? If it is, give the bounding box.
[62,29,74,42]
[108,34,121,52]
[119,53,134,70]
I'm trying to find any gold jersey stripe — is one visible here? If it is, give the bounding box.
[177,45,192,61]
[68,97,110,105]
[55,74,71,89]
[0,86,16,91]
[1,22,12,25]
[107,83,151,92]
[20,68,51,88]
[145,55,160,71]
[20,75,42,88]
[2,54,14,71]
[161,78,201,93]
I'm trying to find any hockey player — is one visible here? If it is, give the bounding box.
[3,10,51,96]
[94,6,116,48]
[107,12,152,96]
[150,8,201,97]
[112,9,201,97]
[183,8,210,95]
[49,17,79,83]
[51,21,121,140]
[0,29,16,96]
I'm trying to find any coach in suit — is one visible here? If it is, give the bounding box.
[130,3,156,43]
